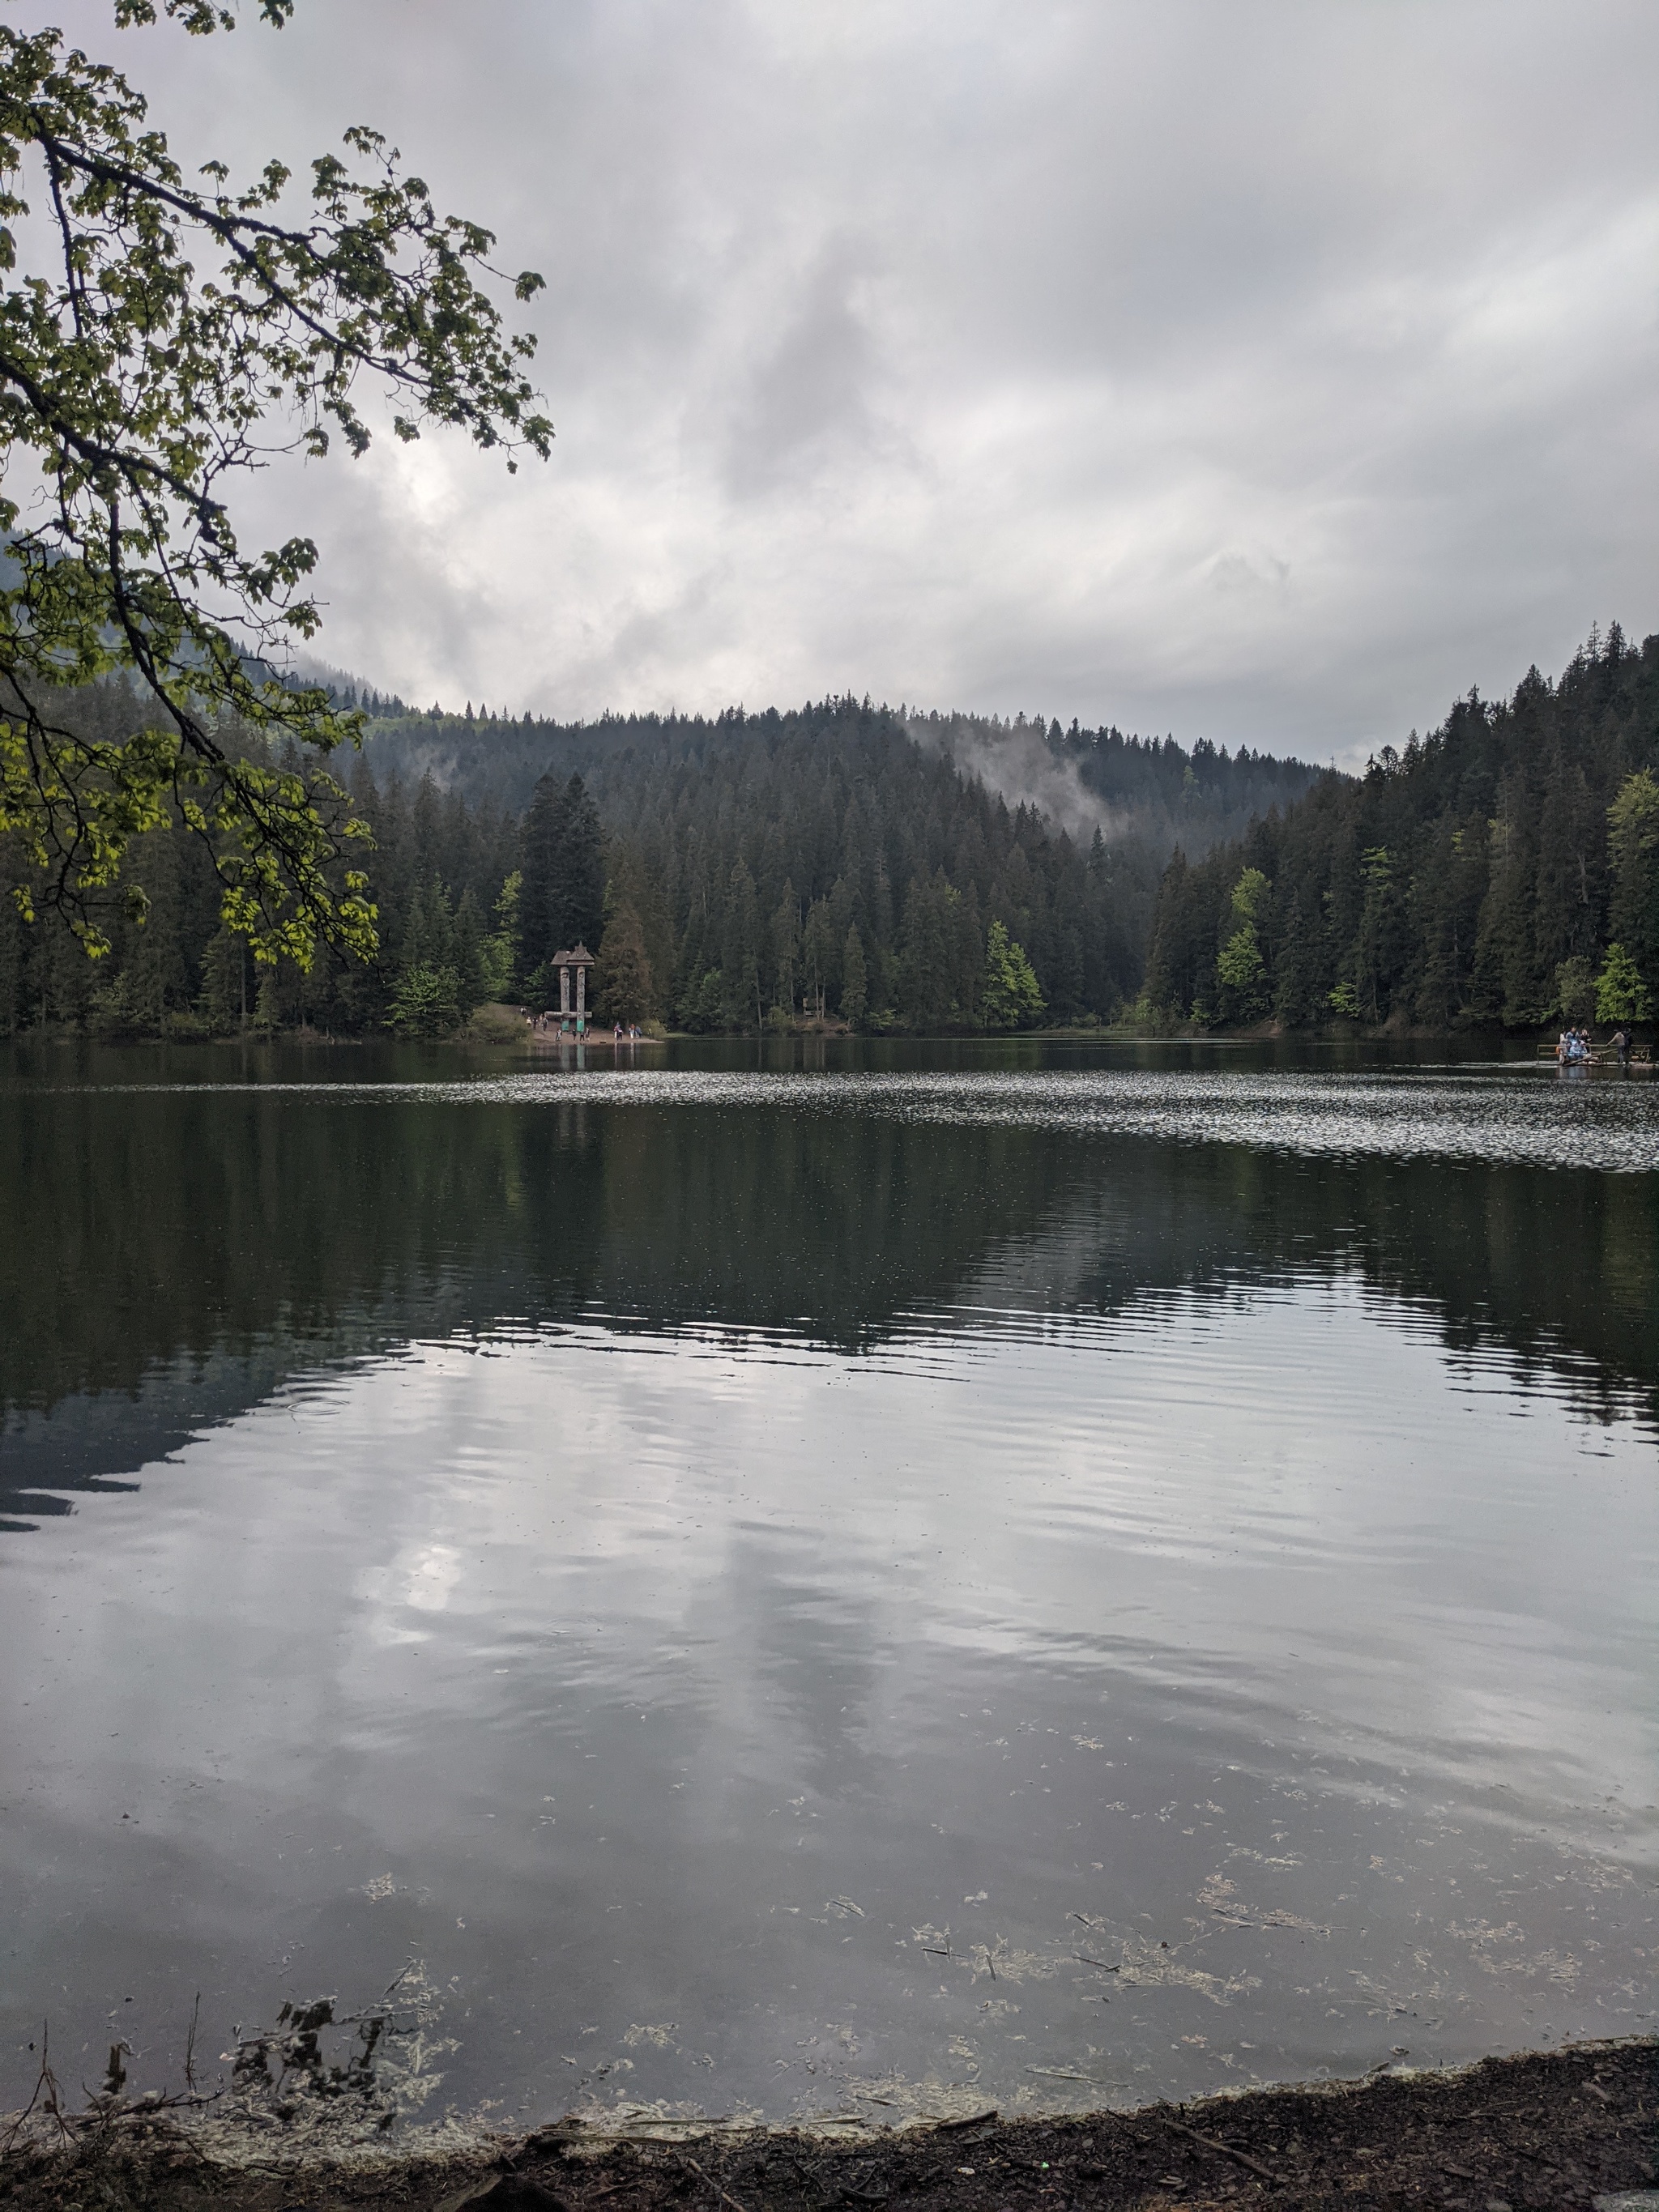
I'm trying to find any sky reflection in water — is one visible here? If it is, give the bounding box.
[2,1051,1656,2127]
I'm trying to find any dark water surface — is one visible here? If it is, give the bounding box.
[2,1038,1656,2129]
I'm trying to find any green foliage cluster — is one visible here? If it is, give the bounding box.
[0,683,514,1035]
[981,918,1044,1029]
[1145,625,1659,1031]
[0,0,545,968]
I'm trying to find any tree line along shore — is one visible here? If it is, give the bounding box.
[2,626,1655,1044]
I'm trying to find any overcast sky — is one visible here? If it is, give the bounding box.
[48,0,1659,761]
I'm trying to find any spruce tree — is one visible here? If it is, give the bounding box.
[520,771,605,970]
[840,926,868,1026]
[596,906,656,1024]
[720,860,761,1031]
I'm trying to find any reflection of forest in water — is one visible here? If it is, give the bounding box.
[5,1057,1657,1524]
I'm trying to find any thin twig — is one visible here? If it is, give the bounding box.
[1160,2114,1277,2184]
[1,2024,71,2154]
[678,2153,749,2212]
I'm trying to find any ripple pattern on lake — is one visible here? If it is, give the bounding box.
[43,1064,1659,1171]
[5,1049,1657,2136]
[2,1278,1654,2129]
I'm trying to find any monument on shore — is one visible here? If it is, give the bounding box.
[550,944,595,1034]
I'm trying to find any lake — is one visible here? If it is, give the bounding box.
[2,1038,1655,2136]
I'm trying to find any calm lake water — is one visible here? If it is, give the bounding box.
[2,1038,1656,2133]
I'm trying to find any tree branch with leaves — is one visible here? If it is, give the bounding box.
[0,0,549,960]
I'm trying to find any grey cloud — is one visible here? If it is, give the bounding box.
[42,0,1659,761]
[727,241,881,494]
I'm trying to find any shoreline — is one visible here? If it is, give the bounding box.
[4,2040,1654,2211]
[5,1019,1648,1051]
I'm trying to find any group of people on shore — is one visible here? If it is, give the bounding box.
[1557,1025,1635,1066]
[525,1012,650,1042]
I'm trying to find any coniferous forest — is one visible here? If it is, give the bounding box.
[2,624,1655,1040]
[1143,624,1659,1032]
[0,692,1314,1038]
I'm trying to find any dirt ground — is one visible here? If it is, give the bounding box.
[2,2040,1653,2212]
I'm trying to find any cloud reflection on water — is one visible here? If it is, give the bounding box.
[2,1280,1654,2124]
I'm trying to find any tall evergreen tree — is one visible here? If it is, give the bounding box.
[840,925,868,1026]
[595,906,656,1024]
[519,771,606,977]
[720,859,761,1031]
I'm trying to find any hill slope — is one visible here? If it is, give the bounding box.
[352,698,1323,859]
[1143,624,1659,1028]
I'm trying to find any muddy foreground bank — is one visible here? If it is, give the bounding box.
[3,2042,1654,2212]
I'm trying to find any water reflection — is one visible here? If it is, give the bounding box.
[1,1048,1656,2125]
[5,1056,1657,1518]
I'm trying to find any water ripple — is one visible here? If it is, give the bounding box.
[50,1065,1659,1172]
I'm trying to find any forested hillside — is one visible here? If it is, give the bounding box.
[1144,625,1659,1029]
[347,696,1320,855]
[0,691,1316,1038]
[11,628,1651,1042]
[909,708,1321,856]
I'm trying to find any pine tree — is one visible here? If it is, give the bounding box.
[898,872,963,1029]
[520,772,605,969]
[720,860,761,1031]
[803,899,836,1019]
[454,890,488,1015]
[198,928,249,1034]
[596,906,656,1024]
[769,885,799,1016]
[840,925,868,1026]
[386,964,462,1037]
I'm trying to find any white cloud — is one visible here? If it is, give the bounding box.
[39,0,1659,760]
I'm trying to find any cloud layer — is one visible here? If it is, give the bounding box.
[45,0,1659,759]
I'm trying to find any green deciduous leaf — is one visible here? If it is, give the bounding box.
[0,3,549,965]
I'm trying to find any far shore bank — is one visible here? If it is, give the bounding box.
[2,2039,1652,2212]
[7,1012,1652,1054]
